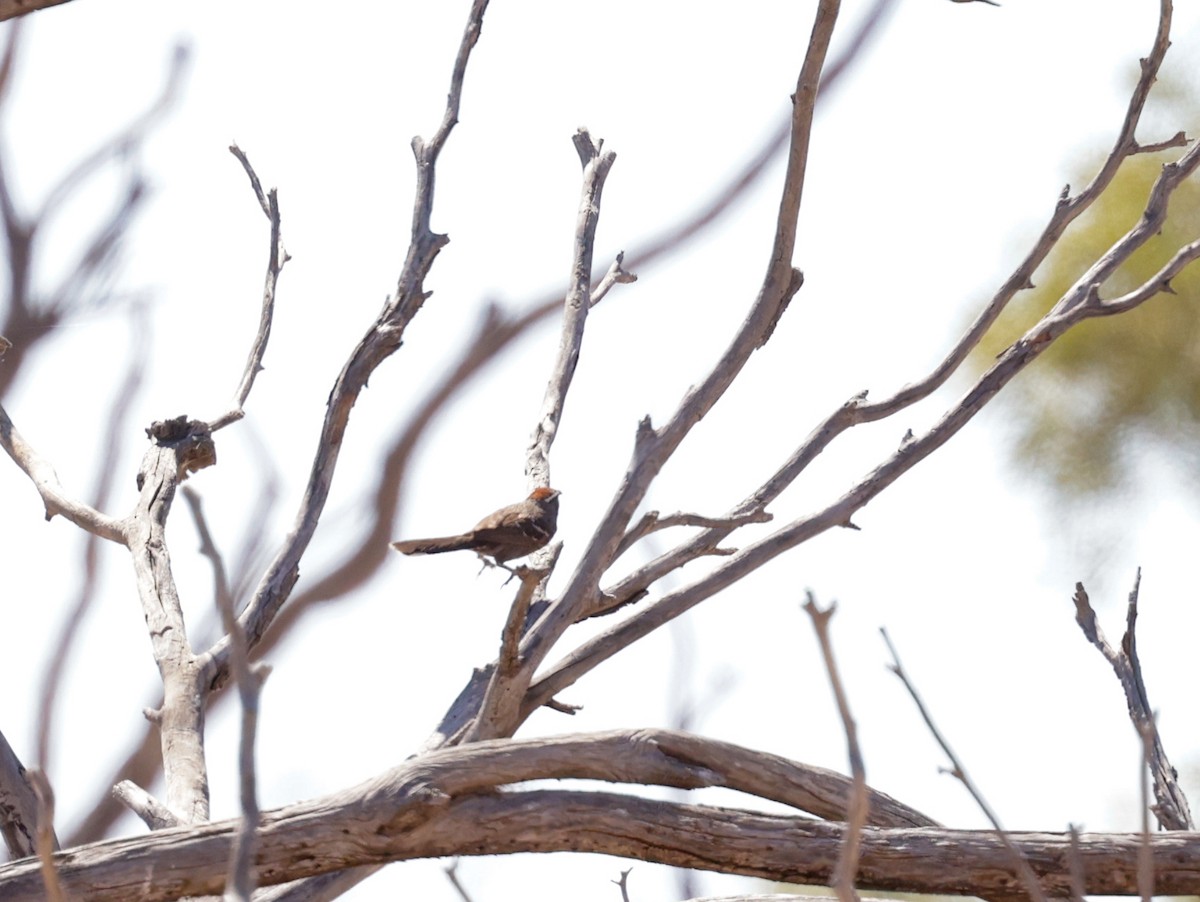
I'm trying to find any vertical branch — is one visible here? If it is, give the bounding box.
[1137,719,1155,902]
[525,129,617,487]
[180,484,267,896]
[127,417,217,823]
[25,771,61,902]
[804,594,865,902]
[1070,575,1193,830]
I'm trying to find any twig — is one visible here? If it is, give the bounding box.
[112,781,180,830]
[209,146,289,433]
[613,867,633,902]
[444,859,474,902]
[223,655,268,902]
[1066,825,1086,902]
[1071,574,1192,829]
[803,594,864,902]
[525,128,617,488]
[614,508,772,561]
[182,488,233,616]
[881,629,1049,902]
[181,484,269,895]
[1137,719,1155,902]
[26,769,62,902]
[1094,236,1200,315]
[0,402,128,543]
[588,252,637,308]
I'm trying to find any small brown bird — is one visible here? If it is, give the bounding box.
[391,487,561,565]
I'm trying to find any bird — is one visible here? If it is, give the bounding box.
[391,487,561,565]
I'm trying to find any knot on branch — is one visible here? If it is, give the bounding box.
[145,415,216,478]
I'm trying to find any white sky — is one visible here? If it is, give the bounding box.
[3,2,1200,900]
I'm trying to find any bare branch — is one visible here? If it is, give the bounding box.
[26,769,61,901]
[803,595,865,902]
[185,487,269,900]
[54,0,998,851]
[1071,575,1193,830]
[182,488,233,618]
[525,128,617,488]
[128,416,217,822]
[1138,719,1155,902]
[444,859,475,902]
[0,1,77,23]
[5,786,1200,901]
[588,252,636,308]
[0,402,127,543]
[1094,236,1200,315]
[209,147,289,433]
[527,109,1200,708]
[112,782,181,831]
[1066,825,1087,902]
[614,508,772,563]
[0,728,38,858]
[1132,131,1189,154]
[612,867,633,902]
[217,0,493,681]
[881,629,1049,902]
[848,0,1176,423]
[513,0,842,731]
[461,566,545,743]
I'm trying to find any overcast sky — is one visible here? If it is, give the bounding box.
[3,2,1200,900]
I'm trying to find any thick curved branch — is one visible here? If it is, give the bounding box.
[5,787,1200,901]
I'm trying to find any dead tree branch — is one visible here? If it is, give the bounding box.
[1071,574,1193,830]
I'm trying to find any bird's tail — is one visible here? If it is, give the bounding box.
[391,534,476,556]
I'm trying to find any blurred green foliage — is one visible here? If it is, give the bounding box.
[974,139,1200,503]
